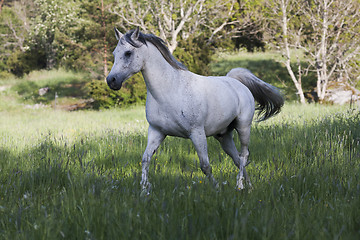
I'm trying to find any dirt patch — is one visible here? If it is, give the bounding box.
[58,98,94,111]
[0,86,9,92]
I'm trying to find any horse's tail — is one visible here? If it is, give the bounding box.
[227,68,284,121]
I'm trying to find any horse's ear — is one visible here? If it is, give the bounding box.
[131,27,140,42]
[114,27,123,40]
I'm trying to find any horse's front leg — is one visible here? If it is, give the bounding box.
[141,126,165,194]
[190,128,218,187]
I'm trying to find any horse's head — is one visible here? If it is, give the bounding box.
[106,27,146,90]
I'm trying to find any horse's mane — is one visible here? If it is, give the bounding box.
[124,30,187,71]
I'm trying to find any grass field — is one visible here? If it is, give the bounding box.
[1,103,359,239]
[0,55,359,239]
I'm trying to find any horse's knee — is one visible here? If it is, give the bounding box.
[200,162,212,175]
[240,148,249,159]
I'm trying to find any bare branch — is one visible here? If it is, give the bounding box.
[110,0,245,53]
[0,0,4,13]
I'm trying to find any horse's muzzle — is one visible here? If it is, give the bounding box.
[106,75,122,90]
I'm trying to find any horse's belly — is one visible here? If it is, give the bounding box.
[146,105,192,138]
[147,105,238,138]
[203,112,238,136]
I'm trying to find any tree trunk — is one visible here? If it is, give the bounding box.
[280,0,306,104]
[0,0,4,13]
[101,0,108,80]
[316,0,327,101]
[45,40,56,69]
[284,61,306,104]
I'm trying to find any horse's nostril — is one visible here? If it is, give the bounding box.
[106,76,115,84]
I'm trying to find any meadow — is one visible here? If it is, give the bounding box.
[0,103,359,239]
[0,52,359,239]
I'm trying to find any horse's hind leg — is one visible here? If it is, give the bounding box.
[215,131,240,168]
[190,128,218,187]
[215,129,250,190]
[234,119,252,190]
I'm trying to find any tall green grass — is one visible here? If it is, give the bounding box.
[0,104,359,239]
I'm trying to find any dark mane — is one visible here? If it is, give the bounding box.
[124,30,187,70]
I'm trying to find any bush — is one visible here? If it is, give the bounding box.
[0,71,14,80]
[174,35,214,76]
[6,49,46,77]
[86,73,146,109]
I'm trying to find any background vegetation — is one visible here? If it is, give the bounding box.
[1,0,359,108]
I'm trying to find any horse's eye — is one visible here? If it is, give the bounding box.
[124,51,132,58]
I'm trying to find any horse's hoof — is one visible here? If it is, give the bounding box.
[236,182,245,191]
[140,189,150,197]
[140,182,152,197]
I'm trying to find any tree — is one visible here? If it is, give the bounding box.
[264,0,307,104]
[100,0,108,78]
[29,0,81,69]
[265,0,360,103]
[300,0,360,101]
[109,0,243,53]
[110,0,204,53]
[213,0,267,51]
[0,0,4,12]
[0,0,35,76]
[0,0,32,53]
[79,0,114,79]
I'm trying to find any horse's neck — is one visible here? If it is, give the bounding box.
[141,44,187,103]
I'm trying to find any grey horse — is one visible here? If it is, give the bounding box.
[106,28,284,193]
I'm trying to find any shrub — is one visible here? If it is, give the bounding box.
[174,35,214,76]
[6,49,46,77]
[86,73,146,109]
[0,71,14,80]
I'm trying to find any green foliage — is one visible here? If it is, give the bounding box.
[86,73,146,109]
[6,49,46,77]
[0,2,34,76]
[174,35,213,75]
[0,105,359,239]
[228,0,266,52]
[0,71,14,80]
[1,0,359,107]
[29,0,81,69]
[86,80,127,109]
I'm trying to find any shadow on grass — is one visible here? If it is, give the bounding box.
[12,78,89,105]
[1,110,359,239]
[1,109,359,192]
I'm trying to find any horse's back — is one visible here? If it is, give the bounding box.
[191,74,255,135]
[199,74,255,113]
